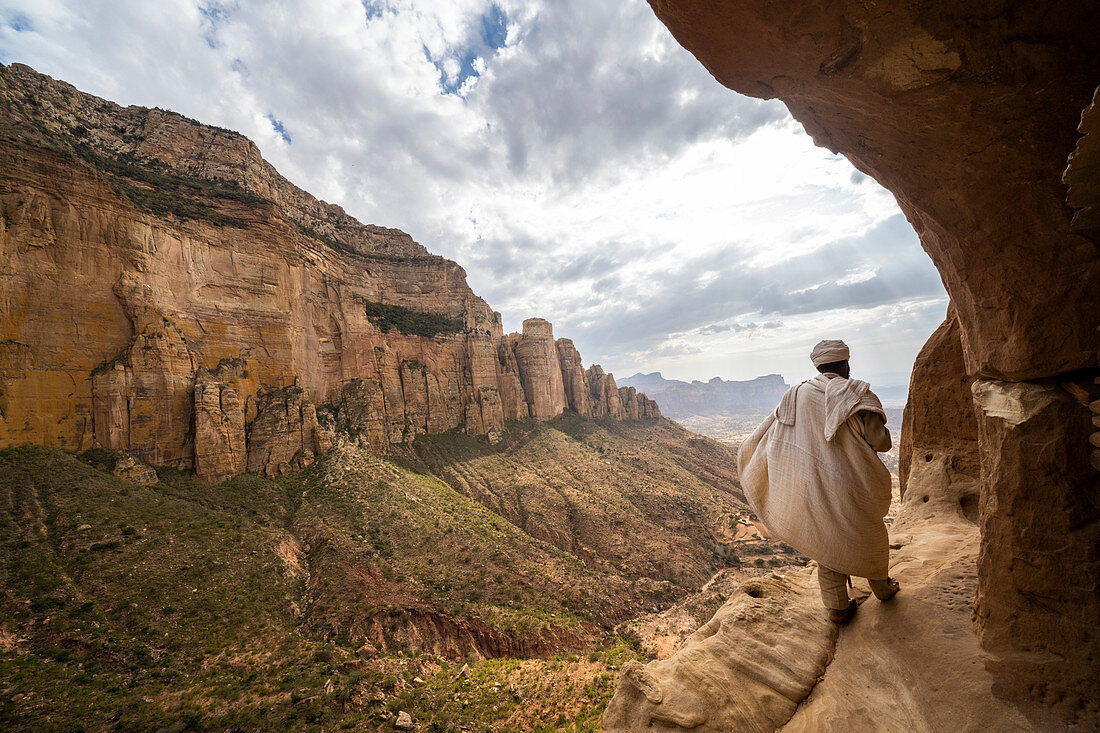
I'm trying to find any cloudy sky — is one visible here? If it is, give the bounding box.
[0,0,948,390]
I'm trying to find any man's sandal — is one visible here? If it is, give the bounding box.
[879,577,901,602]
[828,599,858,625]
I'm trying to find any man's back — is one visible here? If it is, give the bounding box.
[738,339,900,622]
[739,372,893,581]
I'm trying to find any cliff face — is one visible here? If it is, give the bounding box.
[0,63,658,483]
[643,0,1099,723]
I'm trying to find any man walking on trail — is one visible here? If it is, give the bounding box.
[737,339,899,624]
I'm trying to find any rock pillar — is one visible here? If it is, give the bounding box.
[556,338,592,416]
[971,378,1099,709]
[513,318,568,419]
[194,375,246,483]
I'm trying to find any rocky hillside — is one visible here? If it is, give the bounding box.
[619,372,787,420]
[0,63,658,483]
[0,411,798,731]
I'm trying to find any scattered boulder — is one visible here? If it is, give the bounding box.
[394,711,414,730]
[112,455,158,486]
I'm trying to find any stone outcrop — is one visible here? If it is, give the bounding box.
[1064,85,1100,240]
[604,571,836,732]
[497,335,530,422]
[0,63,658,484]
[193,361,247,483]
[585,365,625,420]
[112,455,159,486]
[644,0,1099,721]
[971,377,1097,712]
[510,318,568,419]
[492,321,663,424]
[246,385,332,478]
[898,309,979,505]
[618,386,660,420]
[556,338,591,417]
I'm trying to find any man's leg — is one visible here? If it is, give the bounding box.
[817,565,850,610]
[868,577,900,601]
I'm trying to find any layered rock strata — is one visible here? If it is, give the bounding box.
[646,0,1100,720]
[0,64,658,483]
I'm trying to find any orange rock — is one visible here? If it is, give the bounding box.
[556,338,591,416]
[0,64,660,481]
[513,319,568,419]
[585,365,625,420]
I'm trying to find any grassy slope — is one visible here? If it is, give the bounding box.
[399,415,751,593]
[0,417,791,731]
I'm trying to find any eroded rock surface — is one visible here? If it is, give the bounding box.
[780,514,1035,732]
[605,464,1048,731]
[1064,85,1100,239]
[246,385,327,478]
[971,378,1099,720]
[112,455,158,486]
[510,318,569,420]
[0,64,659,482]
[899,309,979,512]
[603,570,836,732]
[193,362,247,483]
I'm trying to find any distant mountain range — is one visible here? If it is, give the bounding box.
[618,372,789,419]
[620,372,910,421]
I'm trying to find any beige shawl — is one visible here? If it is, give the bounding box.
[738,374,892,579]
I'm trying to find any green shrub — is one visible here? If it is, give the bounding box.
[0,122,265,227]
[362,300,463,338]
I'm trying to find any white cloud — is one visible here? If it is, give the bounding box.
[0,0,947,387]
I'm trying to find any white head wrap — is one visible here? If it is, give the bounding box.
[810,339,850,367]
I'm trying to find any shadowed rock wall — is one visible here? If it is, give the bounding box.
[899,308,979,504]
[0,64,659,484]
[647,0,1099,721]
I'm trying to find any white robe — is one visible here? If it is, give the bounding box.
[737,374,892,579]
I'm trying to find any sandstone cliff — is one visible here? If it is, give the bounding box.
[0,64,659,483]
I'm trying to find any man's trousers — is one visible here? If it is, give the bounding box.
[818,564,895,610]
